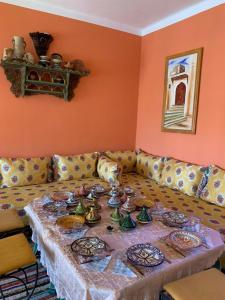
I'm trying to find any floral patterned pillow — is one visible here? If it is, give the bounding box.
[53,153,99,182]
[0,157,51,188]
[200,165,225,207]
[160,158,206,197]
[97,156,122,185]
[136,151,165,183]
[104,150,136,173]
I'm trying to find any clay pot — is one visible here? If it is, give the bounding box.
[12,36,26,59]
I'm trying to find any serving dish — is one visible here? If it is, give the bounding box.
[49,191,73,202]
[134,198,153,210]
[168,230,202,250]
[127,243,164,267]
[56,215,85,233]
[162,211,189,227]
[43,201,66,213]
[71,237,106,256]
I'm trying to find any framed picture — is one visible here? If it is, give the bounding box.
[161,48,203,134]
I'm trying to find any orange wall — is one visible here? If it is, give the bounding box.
[0,3,140,157]
[136,4,225,168]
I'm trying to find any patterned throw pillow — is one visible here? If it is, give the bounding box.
[200,165,225,207]
[104,150,136,173]
[97,156,122,185]
[0,157,51,188]
[160,158,206,197]
[136,151,165,183]
[53,153,99,182]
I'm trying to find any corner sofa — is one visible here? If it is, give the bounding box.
[0,150,224,244]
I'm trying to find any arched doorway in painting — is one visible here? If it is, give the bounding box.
[175,82,186,105]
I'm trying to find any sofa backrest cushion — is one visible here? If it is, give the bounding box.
[200,165,225,207]
[97,155,122,185]
[160,158,206,197]
[136,151,165,183]
[53,153,98,182]
[0,157,51,188]
[104,150,136,173]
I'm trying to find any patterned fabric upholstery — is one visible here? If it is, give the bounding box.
[0,173,224,240]
[104,150,136,173]
[136,151,164,183]
[200,166,225,207]
[97,156,122,185]
[53,153,98,182]
[160,158,205,197]
[0,157,51,188]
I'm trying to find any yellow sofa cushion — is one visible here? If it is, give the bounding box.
[0,208,24,232]
[97,156,122,185]
[53,153,99,182]
[0,233,36,275]
[160,158,205,196]
[200,165,225,207]
[104,150,136,173]
[0,157,51,188]
[136,151,164,183]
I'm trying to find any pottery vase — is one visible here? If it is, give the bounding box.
[12,36,26,59]
[29,32,53,57]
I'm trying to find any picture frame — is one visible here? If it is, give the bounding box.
[161,48,203,134]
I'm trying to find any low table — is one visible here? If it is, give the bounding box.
[25,197,224,300]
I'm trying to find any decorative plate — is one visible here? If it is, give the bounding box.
[66,197,79,206]
[71,237,106,256]
[49,191,73,202]
[43,201,66,213]
[127,243,164,267]
[124,187,135,196]
[169,230,202,250]
[56,215,85,230]
[93,184,106,194]
[162,211,189,227]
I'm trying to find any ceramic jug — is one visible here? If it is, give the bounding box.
[12,36,26,59]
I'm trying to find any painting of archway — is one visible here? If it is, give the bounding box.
[161,48,203,134]
[175,82,186,105]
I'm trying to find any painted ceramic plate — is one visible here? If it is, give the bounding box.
[71,237,106,257]
[169,230,202,250]
[56,215,85,229]
[50,191,73,202]
[127,243,164,267]
[43,201,66,213]
[162,211,189,227]
[93,184,106,194]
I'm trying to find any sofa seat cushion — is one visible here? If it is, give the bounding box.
[121,173,225,240]
[0,177,109,220]
[0,173,224,241]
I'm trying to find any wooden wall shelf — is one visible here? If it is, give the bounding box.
[0,60,89,101]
